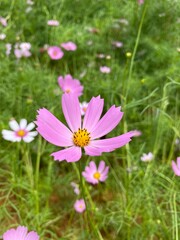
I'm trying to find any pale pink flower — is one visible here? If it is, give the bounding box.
[61,42,77,51]
[27,0,34,5]
[0,33,6,40]
[172,157,180,176]
[82,161,109,184]
[100,66,111,73]
[5,43,12,55]
[138,0,144,5]
[47,46,64,60]
[2,119,38,143]
[112,41,123,48]
[71,182,80,195]
[80,101,88,116]
[58,74,83,96]
[140,152,154,162]
[3,226,39,240]
[0,17,7,27]
[35,95,137,162]
[74,199,86,213]
[47,20,59,26]
[14,42,32,58]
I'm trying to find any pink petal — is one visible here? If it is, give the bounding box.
[98,161,105,173]
[177,157,180,170]
[99,175,108,182]
[89,161,97,172]
[83,96,104,132]
[36,108,73,147]
[90,131,136,153]
[25,231,39,240]
[3,229,16,240]
[51,146,82,162]
[91,105,123,139]
[172,161,180,176]
[84,146,102,156]
[23,136,35,143]
[16,226,28,239]
[62,94,81,132]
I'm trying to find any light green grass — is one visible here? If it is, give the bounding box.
[0,0,180,239]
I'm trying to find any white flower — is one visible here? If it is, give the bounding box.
[20,42,31,50]
[0,33,6,40]
[5,43,12,55]
[2,119,38,143]
[140,152,154,162]
[79,101,89,116]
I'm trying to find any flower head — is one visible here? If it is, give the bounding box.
[3,226,39,240]
[35,95,137,162]
[172,157,180,176]
[14,42,32,58]
[112,41,123,48]
[47,20,59,26]
[100,66,111,73]
[58,74,83,96]
[61,42,77,51]
[138,0,144,5]
[82,160,109,184]
[0,33,6,40]
[80,101,88,116]
[47,46,64,60]
[74,199,86,213]
[140,152,154,162]
[2,119,38,142]
[5,43,12,55]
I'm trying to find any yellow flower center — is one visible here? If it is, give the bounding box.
[93,172,101,180]
[73,128,91,147]
[17,129,26,137]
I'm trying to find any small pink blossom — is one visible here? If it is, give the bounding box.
[74,199,86,213]
[82,161,109,185]
[58,74,83,96]
[35,95,137,162]
[100,66,111,73]
[47,46,64,60]
[3,226,39,240]
[61,42,77,51]
[140,152,154,162]
[47,20,59,26]
[112,41,123,48]
[71,182,80,195]
[80,101,88,116]
[172,157,180,176]
[138,0,144,5]
[2,119,38,143]
[0,17,7,27]
[14,42,32,58]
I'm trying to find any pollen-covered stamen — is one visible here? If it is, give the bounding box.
[73,128,91,147]
[93,172,101,180]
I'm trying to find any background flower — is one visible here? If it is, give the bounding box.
[3,226,39,240]
[2,119,38,142]
[74,199,86,213]
[140,152,154,162]
[47,20,59,26]
[100,66,111,73]
[61,41,77,51]
[82,160,109,184]
[47,46,64,60]
[172,157,180,176]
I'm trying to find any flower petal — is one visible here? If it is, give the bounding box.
[2,130,21,142]
[20,119,27,129]
[25,231,39,240]
[84,146,102,156]
[83,96,104,132]
[26,122,35,131]
[3,229,16,240]
[89,161,97,172]
[28,131,38,137]
[9,119,19,131]
[36,108,73,147]
[90,131,136,153]
[62,93,81,132]
[51,146,82,162]
[91,106,123,139]
[177,157,180,170]
[172,161,180,176]
[16,226,28,239]
[98,161,105,173]
[23,136,35,143]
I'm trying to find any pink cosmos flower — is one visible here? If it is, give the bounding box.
[100,66,111,73]
[58,74,83,96]
[82,160,109,184]
[172,157,180,176]
[80,101,88,116]
[47,46,64,60]
[74,199,86,213]
[61,42,77,51]
[47,20,59,26]
[2,119,38,142]
[35,94,137,162]
[140,152,154,162]
[3,226,39,240]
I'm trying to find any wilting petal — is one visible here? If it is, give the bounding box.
[9,119,19,131]
[83,96,104,132]
[91,105,123,139]
[51,146,82,162]
[172,161,180,176]
[20,119,27,129]
[62,94,81,132]
[90,131,136,153]
[36,108,73,147]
